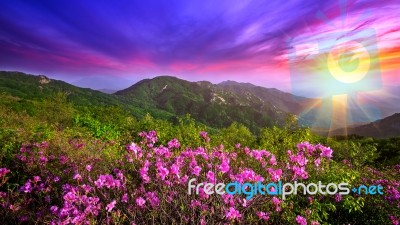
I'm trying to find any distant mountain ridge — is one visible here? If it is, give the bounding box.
[217,80,310,114]
[329,113,400,138]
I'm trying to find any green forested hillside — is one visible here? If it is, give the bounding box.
[0,71,399,224]
[115,76,292,131]
[0,71,175,120]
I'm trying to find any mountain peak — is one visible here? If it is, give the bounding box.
[218,80,255,87]
[150,75,180,81]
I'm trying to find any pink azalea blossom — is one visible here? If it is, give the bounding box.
[206,171,215,183]
[73,173,82,181]
[85,165,92,172]
[256,211,270,221]
[269,155,277,165]
[267,168,282,182]
[296,215,307,225]
[314,158,321,167]
[168,138,180,149]
[157,165,169,180]
[218,159,230,173]
[319,145,333,158]
[121,193,128,203]
[0,168,10,178]
[146,192,160,208]
[225,207,241,220]
[136,197,146,208]
[106,200,116,212]
[192,166,202,176]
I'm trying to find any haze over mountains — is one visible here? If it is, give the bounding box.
[72,76,136,94]
[328,113,400,138]
[0,71,399,138]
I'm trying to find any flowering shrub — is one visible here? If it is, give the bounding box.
[0,131,399,224]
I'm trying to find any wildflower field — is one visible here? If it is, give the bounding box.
[0,93,399,224]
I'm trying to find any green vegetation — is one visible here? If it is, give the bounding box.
[0,71,399,224]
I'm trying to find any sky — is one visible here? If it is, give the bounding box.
[0,0,399,93]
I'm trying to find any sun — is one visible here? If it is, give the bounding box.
[327,41,370,83]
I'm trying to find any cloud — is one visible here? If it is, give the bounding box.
[0,0,398,87]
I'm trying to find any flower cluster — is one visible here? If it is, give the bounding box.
[0,131,398,224]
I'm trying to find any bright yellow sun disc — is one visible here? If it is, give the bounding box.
[327,41,370,83]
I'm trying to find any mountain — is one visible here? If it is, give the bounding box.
[329,113,400,138]
[115,76,312,131]
[354,86,400,119]
[218,80,310,114]
[0,71,174,120]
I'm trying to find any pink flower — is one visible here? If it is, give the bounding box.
[121,193,128,203]
[154,146,172,158]
[199,131,210,142]
[86,165,92,172]
[168,138,180,149]
[290,153,308,166]
[139,131,158,147]
[63,191,77,202]
[106,200,116,212]
[0,168,10,177]
[314,158,321,167]
[390,215,399,225]
[319,146,333,158]
[218,160,230,173]
[73,173,82,181]
[192,166,202,176]
[157,165,169,180]
[170,164,180,178]
[50,206,58,214]
[269,155,277,165]
[267,168,282,182]
[146,192,160,208]
[94,174,122,189]
[225,207,241,220]
[126,142,143,158]
[292,166,308,180]
[81,184,92,193]
[272,196,281,211]
[206,171,215,183]
[295,215,307,225]
[136,197,146,208]
[256,211,270,221]
[334,194,342,202]
[242,197,253,207]
[140,160,151,183]
[272,196,280,205]
[20,180,32,193]
[190,200,201,208]
[297,142,315,154]
[311,221,320,225]
[33,176,41,182]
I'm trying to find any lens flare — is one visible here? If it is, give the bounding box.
[327,41,370,84]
